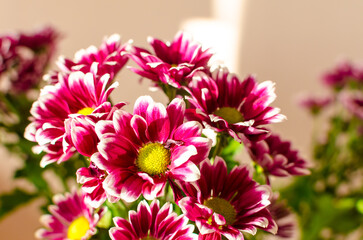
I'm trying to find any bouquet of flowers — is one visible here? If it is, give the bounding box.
[1,29,311,240]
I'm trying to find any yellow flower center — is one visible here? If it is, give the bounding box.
[136,143,171,176]
[214,107,244,124]
[141,236,159,240]
[77,107,94,116]
[67,216,90,240]
[204,197,237,226]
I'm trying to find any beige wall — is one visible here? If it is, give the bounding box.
[1,0,363,239]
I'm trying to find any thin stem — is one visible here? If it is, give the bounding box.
[166,86,177,103]
[210,133,228,162]
[265,173,271,186]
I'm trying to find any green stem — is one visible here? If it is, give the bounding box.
[166,87,177,103]
[210,133,228,162]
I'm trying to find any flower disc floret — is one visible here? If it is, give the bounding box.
[204,197,237,226]
[213,107,244,124]
[136,142,171,176]
[77,107,94,116]
[67,216,90,240]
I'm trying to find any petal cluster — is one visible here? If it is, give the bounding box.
[246,132,310,177]
[92,95,211,202]
[321,61,356,89]
[35,190,104,240]
[339,90,363,120]
[178,157,277,240]
[47,34,128,84]
[185,67,285,142]
[298,94,332,115]
[267,194,297,239]
[127,31,213,88]
[0,26,58,93]
[110,200,196,240]
[25,71,119,167]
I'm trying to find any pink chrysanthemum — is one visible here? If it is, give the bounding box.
[35,190,104,240]
[77,162,119,208]
[126,31,213,88]
[246,132,310,177]
[185,67,285,142]
[321,61,356,89]
[91,95,211,202]
[298,94,332,116]
[267,194,298,239]
[339,90,363,120]
[178,157,277,240]
[64,102,126,158]
[46,34,128,84]
[0,26,58,93]
[110,200,197,240]
[25,71,118,167]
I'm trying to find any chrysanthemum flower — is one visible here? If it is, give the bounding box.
[267,194,297,239]
[245,132,310,177]
[339,90,363,120]
[25,71,118,167]
[35,190,105,240]
[321,61,356,89]
[185,67,285,142]
[64,102,126,158]
[126,31,213,88]
[178,157,277,240]
[298,94,332,116]
[110,200,197,240]
[46,34,128,84]
[92,95,211,202]
[0,26,58,93]
[77,162,119,208]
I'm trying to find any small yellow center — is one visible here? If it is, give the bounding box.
[67,216,90,240]
[77,107,94,116]
[204,197,237,226]
[136,143,171,176]
[141,236,159,240]
[214,107,244,124]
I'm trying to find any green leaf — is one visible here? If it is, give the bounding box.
[356,199,363,215]
[220,138,243,171]
[0,188,38,219]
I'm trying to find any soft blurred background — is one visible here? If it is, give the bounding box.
[1,0,363,239]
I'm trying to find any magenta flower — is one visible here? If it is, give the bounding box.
[178,157,277,240]
[339,90,363,120]
[77,162,119,208]
[0,26,58,93]
[321,61,356,89]
[35,190,105,240]
[246,132,310,177]
[267,194,297,239]
[91,95,211,202]
[64,102,126,158]
[25,71,118,167]
[185,67,285,142]
[127,31,213,88]
[110,200,197,240]
[298,94,332,115]
[47,34,128,84]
